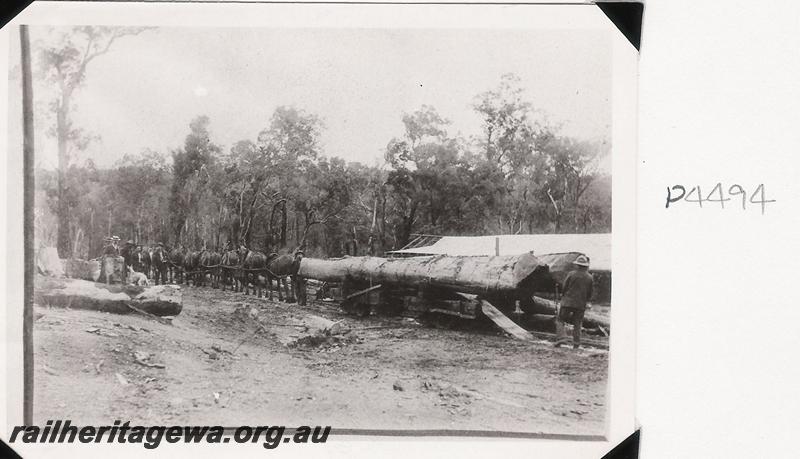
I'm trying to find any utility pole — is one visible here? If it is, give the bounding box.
[20,24,35,425]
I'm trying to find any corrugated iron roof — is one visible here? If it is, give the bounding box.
[388,233,611,271]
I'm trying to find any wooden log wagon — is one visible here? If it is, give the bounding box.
[296,252,607,339]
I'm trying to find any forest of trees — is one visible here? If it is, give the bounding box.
[31,28,611,260]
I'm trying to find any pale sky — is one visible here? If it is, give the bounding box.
[10,27,612,169]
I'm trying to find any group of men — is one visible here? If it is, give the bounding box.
[101,236,159,275]
[101,236,122,256]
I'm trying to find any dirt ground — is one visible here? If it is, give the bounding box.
[33,283,608,437]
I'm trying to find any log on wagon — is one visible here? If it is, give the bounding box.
[297,252,553,295]
[298,253,562,337]
[296,252,609,341]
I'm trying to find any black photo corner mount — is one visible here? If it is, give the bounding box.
[602,429,641,459]
[597,1,644,51]
[0,437,23,459]
[0,0,33,30]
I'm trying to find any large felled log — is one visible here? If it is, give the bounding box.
[298,253,552,295]
[530,295,609,329]
[34,276,182,317]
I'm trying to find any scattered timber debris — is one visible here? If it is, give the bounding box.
[289,314,364,349]
[85,327,120,338]
[132,351,166,369]
[201,344,233,360]
[288,333,362,351]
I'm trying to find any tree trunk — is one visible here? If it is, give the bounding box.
[88,209,95,258]
[242,187,259,246]
[368,195,378,255]
[398,202,417,249]
[34,276,183,316]
[216,206,222,249]
[294,212,301,246]
[298,253,551,295]
[280,200,287,247]
[267,199,288,250]
[56,98,71,258]
[72,227,83,259]
[231,218,240,247]
[378,191,387,255]
[106,207,112,236]
[244,224,252,247]
[351,226,358,256]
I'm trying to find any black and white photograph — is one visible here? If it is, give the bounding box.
[10,1,800,458]
[3,2,638,448]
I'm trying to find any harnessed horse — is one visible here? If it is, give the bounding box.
[150,246,169,285]
[220,250,240,291]
[183,250,203,286]
[168,246,186,284]
[237,247,268,297]
[265,252,296,302]
[198,250,222,288]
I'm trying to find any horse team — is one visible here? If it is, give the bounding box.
[129,243,304,304]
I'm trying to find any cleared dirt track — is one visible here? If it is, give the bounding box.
[34,285,608,436]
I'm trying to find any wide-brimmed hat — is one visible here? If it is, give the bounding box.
[573,255,590,267]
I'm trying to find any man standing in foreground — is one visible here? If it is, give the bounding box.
[555,254,594,349]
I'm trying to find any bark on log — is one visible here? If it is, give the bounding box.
[298,253,551,295]
[34,276,182,317]
[530,295,609,329]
